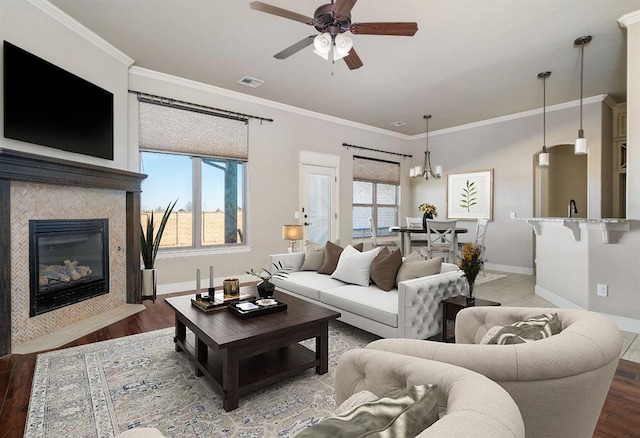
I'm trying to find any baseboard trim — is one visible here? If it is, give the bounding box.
[485,263,534,275]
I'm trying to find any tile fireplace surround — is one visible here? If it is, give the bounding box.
[0,149,145,356]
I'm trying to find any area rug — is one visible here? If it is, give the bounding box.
[474,272,507,285]
[25,321,378,438]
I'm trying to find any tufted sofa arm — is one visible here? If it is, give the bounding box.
[269,252,304,272]
[398,270,465,339]
[366,307,623,438]
[335,349,525,437]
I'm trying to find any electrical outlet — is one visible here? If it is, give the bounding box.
[597,283,608,297]
[510,212,516,219]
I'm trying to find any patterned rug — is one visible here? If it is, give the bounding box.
[25,321,378,438]
[474,272,507,285]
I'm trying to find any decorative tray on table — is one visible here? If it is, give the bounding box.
[227,298,287,319]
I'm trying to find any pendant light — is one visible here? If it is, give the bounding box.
[538,71,551,167]
[574,35,592,155]
[417,115,442,179]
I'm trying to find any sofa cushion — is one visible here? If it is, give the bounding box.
[396,252,442,285]
[318,241,363,275]
[272,271,346,301]
[486,313,562,345]
[321,284,398,327]
[296,384,438,438]
[331,245,381,287]
[370,248,403,292]
[300,240,327,271]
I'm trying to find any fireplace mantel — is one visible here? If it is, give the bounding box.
[0,148,146,357]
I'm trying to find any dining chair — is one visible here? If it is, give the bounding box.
[421,219,457,263]
[367,217,397,249]
[458,218,489,257]
[405,217,427,250]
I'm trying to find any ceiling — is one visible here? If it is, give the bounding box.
[49,0,640,136]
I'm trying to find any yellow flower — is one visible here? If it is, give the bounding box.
[418,203,437,216]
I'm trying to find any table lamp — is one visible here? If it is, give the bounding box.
[282,224,303,253]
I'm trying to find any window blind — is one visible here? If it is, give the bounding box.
[353,156,400,185]
[138,100,249,160]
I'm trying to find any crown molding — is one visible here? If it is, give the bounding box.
[414,94,612,140]
[618,10,640,27]
[26,0,134,67]
[128,66,410,140]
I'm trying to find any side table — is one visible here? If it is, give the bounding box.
[442,295,501,342]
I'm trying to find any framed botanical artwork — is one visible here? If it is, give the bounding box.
[446,169,493,220]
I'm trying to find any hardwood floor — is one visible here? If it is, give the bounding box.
[1,291,640,438]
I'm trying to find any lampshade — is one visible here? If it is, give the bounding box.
[538,150,550,167]
[282,224,303,241]
[575,134,588,155]
[313,33,332,60]
[334,34,353,60]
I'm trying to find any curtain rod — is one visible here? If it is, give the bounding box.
[353,154,399,166]
[343,143,412,159]
[130,91,274,123]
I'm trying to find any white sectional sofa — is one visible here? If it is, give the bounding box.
[269,252,466,339]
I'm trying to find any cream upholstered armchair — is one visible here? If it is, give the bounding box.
[366,307,623,438]
[335,349,525,437]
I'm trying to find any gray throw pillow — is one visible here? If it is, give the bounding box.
[300,240,326,271]
[488,313,562,345]
[370,247,403,292]
[396,252,443,286]
[296,384,439,438]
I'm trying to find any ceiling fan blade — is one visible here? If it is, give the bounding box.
[274,36,316,59]
[250,1,315,26]
[343,48,363,70]
[333,0,358,18]
[350,22,418,36]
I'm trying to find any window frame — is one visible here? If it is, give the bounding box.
[352,180,399,239]
[140,150,247,251]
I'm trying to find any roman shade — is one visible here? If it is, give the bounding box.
[138,100,248,160]
[353,156,400,185]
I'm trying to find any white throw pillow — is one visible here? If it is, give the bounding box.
[331,245,381,286]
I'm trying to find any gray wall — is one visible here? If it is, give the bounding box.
[409,99,610,274]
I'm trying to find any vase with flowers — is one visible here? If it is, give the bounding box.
[418,203,438,229]
[246,262,291,298]
[458,243,485,303]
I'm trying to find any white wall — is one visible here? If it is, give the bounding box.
[0,0,133,170]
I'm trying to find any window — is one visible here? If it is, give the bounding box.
[352,156,400,240]
[137,96,249,250]
[141,151,245,249]
[353,181,398,239]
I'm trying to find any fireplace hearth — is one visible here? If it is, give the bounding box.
[29,219,109,316]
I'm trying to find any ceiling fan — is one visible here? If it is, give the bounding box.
[250,0,418,70]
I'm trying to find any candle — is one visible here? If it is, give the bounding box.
[196,268,201,292]
[209,266,214,288]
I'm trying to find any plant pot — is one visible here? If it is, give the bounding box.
[141,268,157,303]
[257,280,275,298]
[422,212,433,229]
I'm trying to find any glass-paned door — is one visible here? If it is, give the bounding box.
[302,164,337,244]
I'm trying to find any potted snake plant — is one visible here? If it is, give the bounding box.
[140,200,177,301]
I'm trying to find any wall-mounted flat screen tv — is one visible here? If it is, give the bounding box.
[3,41,114,160]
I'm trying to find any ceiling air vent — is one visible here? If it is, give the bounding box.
[238,76,264,88]
[390,121,406,127]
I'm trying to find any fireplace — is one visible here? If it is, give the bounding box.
[29,219,109,316]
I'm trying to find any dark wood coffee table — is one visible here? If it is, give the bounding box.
[165,289,340,411]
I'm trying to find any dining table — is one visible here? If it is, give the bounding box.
[388,226,468,263]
